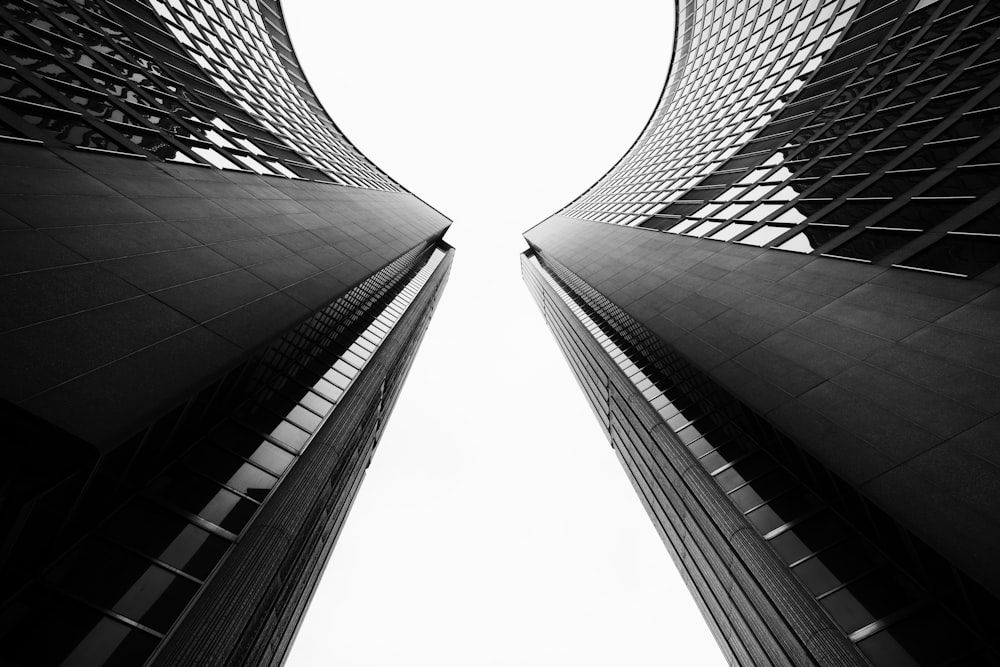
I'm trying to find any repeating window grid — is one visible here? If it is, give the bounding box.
[561,0,859,225]
[0,0,401,190]
[0,0,224,159]
[550,0,1000,278]
[149,0,400,190]
[0,0,316,171]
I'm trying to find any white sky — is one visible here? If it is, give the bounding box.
[281,2,726,665]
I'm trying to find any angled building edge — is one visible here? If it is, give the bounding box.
[0,0,454,665]
[522,0,1000,665]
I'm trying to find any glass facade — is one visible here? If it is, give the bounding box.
[524,251,999,665]
[0,0,401,186]
[523,0,1000,662]
[0,237,452,667]
[556,0,1000,279]
[0,1,453,665]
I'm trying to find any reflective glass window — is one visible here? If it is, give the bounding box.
[819,569,922,634]
[104,500,230,580]
[238,408,283,439]
[901,234,1000,277]
[768,511,851,563]
[857,608,974,666]
[687,430,738,458]
[186,446,278,501]
[312,378,344,402]
[0,587,159,667]
[727,469,797,512]
[792,538,883,596]
[217,429,295,476]
[148,470,258,533]
[46,540,198,633]
[738,224,791,246]
[698,441,753,474]
[827,228,916,261]
[269,420,310,450]
[285,404,322,432]
[745,487,824,535]
[712,452,773,491]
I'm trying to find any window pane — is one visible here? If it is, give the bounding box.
[269,420,310,450]
[0,587,156,667]
[148,470,258,533]
[285,405,322,432]
[728,469,797,512]
[105,500,230,580]
[297,391,333,417]
[901,235,1000,277]
[699,442,754,474]
[712,452,772,491]
[745,487,823,535]
[820,570,922,634]
[46,540,198,633]
[186,447,278,502]
[768,512,851,563]
[856,607,973,666]
[216,426,295,476]
[791,538,883,596]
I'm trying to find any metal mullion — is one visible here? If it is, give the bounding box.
[823,116,1000,257]
[95,533,204,586]
[785,533,855,569]
[266,400,322,433]
[726,466,794,497]
[140,493,241,543]
[774,14,948,174]
[245,423,309,457]
[175,460,265,506]
[814,11,991,187]
[0,24,163,157]
[0,100,50,142]
[37,583,166,639]
[760,506,827,541]
[738,484,805,516]
[846,602,932,643]
[610,412,764,663]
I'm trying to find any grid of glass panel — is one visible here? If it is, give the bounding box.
[562,0,861,226]
[150,0,399,188]
[0,243,448,666]
[0,0,402,188]
[524,250,1000,666]
[556,0,1000,278]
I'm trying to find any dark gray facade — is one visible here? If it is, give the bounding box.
[0,1,452,665]
[524,0,1000,664]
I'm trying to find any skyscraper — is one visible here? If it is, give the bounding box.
[0,1,451,665]
[523,0,1000,664]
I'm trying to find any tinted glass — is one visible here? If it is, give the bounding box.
[46,540,198,633]
[820,569,921,634]
[148,470,258,533]
[104,500,230,580]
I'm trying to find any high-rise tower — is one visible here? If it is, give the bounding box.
[523,0,1000,664]
[0,1,452,665]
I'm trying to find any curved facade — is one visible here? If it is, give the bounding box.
[0,1,451,665]
[0,0,404,188]
[558,0,1000,277]
[525,0,1000,664]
